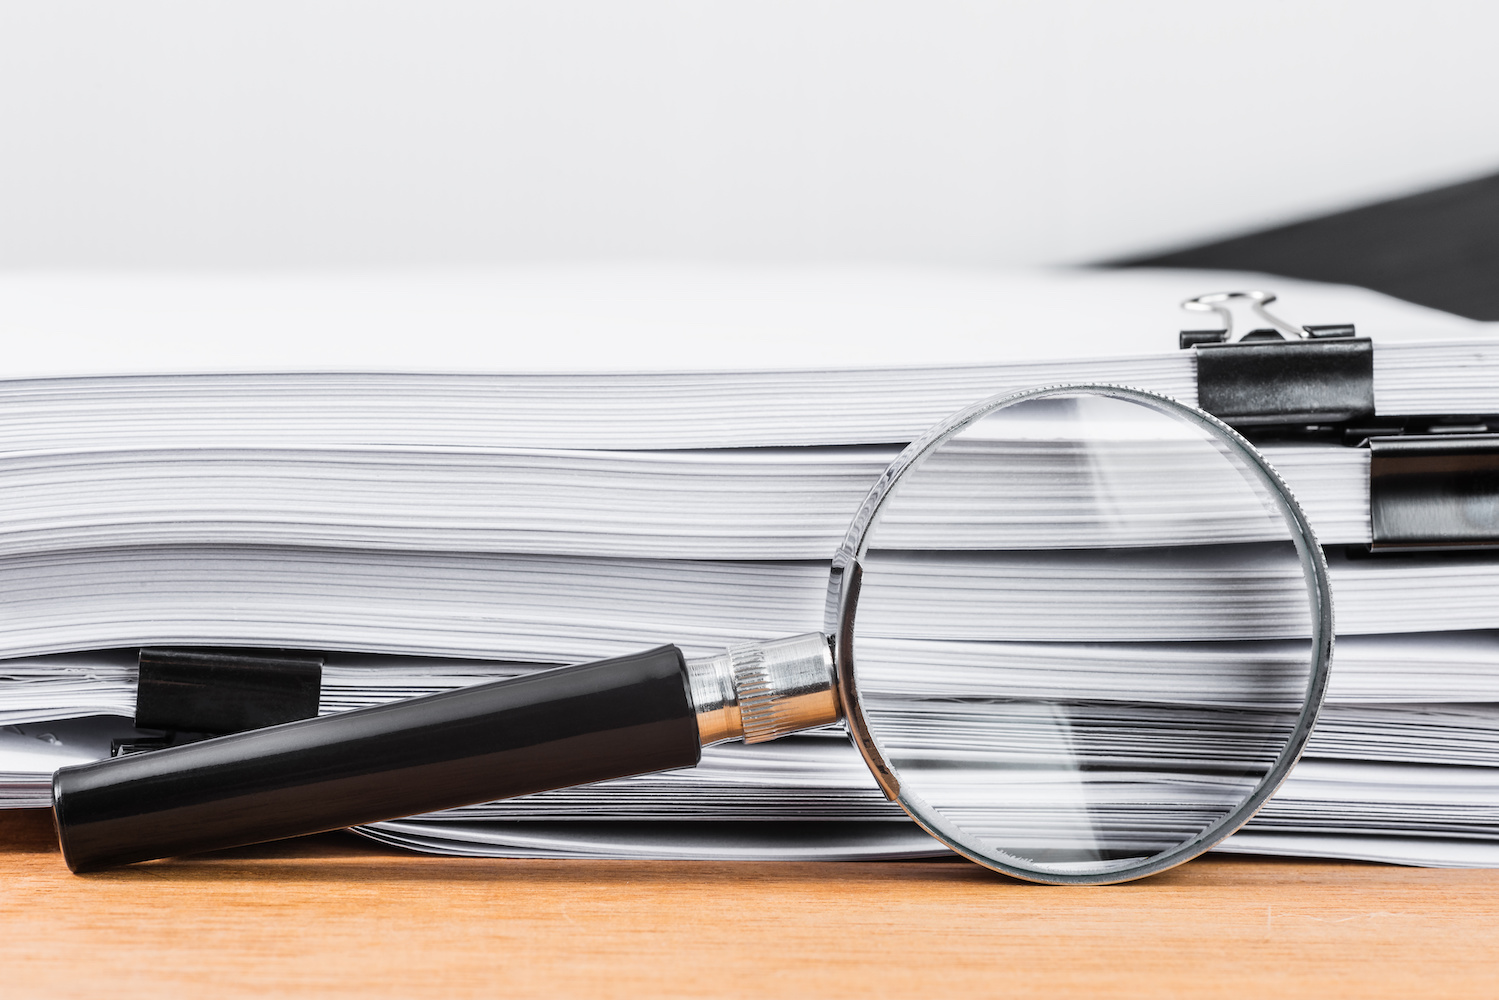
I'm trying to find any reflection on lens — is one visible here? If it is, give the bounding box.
[841,389,1328,882]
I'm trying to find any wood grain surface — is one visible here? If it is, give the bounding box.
[3,809,1496,998]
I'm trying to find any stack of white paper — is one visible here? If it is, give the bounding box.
[0,546,1495,664]
[0,441,1372,558]
[1,265,1497,868]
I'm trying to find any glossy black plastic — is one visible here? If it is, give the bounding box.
[54,645,700,872]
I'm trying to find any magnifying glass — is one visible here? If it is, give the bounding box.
[52,385,1332,884]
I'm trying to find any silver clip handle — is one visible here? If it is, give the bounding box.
[1182,290,1304,342]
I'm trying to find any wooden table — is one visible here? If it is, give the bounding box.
[3,809,1496,998]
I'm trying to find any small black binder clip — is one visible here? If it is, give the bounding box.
[129,647,324,747]
[1179,291,1373,428]
[1368,434,1499,550]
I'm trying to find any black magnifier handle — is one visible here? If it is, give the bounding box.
[55,646,697,872]
[53,634,839,872]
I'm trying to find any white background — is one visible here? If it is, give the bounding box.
[2,1,1497,269]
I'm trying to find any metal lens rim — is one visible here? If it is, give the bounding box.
[826,383,1335,886]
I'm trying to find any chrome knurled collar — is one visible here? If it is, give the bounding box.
[685,632,840,746]
[730,633,839,744]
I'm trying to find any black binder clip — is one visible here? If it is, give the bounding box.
[1368,434,1499,551]
[113,647,324,756]
[1179,291,1373,429]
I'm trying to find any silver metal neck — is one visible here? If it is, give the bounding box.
[685,632,840,745]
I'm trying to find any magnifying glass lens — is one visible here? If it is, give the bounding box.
[843,389,1328,882]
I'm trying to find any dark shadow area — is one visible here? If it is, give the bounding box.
[0,809,59,854]
[0,807,383,861]
[1113,171,1499,320]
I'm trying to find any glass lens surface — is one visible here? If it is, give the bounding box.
[840,388,1329,882]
